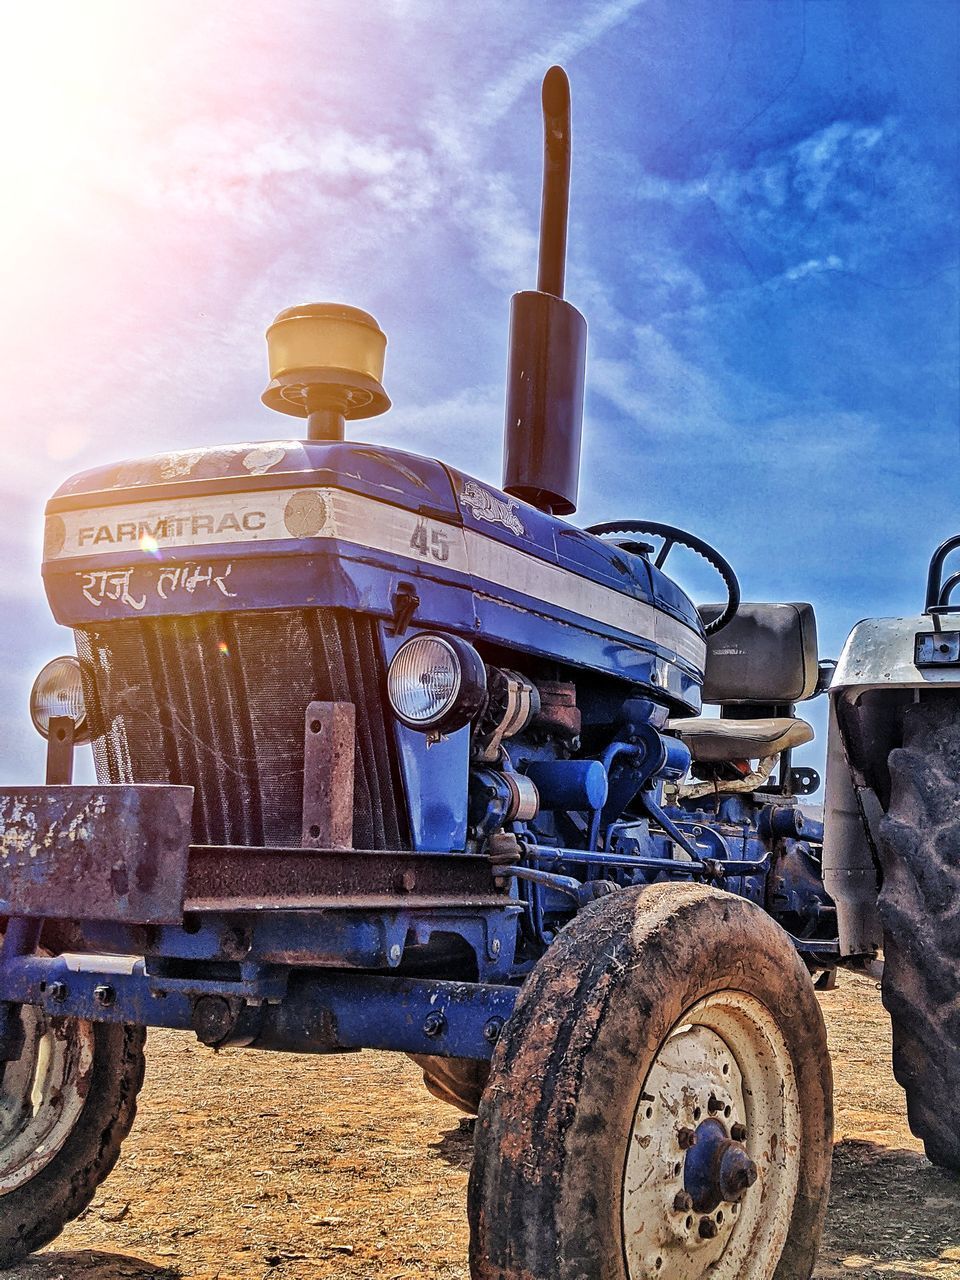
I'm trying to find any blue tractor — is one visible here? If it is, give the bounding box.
[9,65,945,1278]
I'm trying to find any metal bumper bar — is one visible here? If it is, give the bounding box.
[0,953,517,1060]
[0,785,510,923]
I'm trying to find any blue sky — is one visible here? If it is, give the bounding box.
[0,0,957,782]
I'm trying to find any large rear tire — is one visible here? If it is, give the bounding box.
[878,697,960,1170]
[468,883,833,1280]
[0,1009,146,1268]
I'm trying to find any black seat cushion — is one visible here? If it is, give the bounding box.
[698,602,819,704]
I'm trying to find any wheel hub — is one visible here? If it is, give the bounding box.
[622,991,802,1279]
[683,1117,758,1213]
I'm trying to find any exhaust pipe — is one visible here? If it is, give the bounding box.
[502,65,587,517]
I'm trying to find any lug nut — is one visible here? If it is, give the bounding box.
[677,1127,696,1150]
[698,1217,719,1239]
[673,1190,693,1213]
[707,1095,724,1114]
[731,1122,748,1143]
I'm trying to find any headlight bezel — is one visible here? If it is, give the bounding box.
[29,655,90,743]
[386,632,487,733]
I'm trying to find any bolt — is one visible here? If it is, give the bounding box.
[389,944,402,963]
[698,1217,719,1240]
[673,1190,693,1213]
[191,995,236,1047]
[222,927,252,961]
[707,1095,724,1114]
[483,1017,504,1045]
[677,1127,696,1150]
[423,1011,446,1038]
[730,1122,747,1143]
[93,984,116,1008]
[48,981,68,1004]
[491,938,501,956]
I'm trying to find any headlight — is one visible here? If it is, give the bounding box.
[387,633,487,732]
[30,656,89,742]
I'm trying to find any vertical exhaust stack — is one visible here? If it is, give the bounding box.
[502,65,587,516]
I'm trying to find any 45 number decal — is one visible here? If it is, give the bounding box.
[410,519,451,563]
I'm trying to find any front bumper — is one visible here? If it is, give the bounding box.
[0,785,520,1059]
[0,785,194,924]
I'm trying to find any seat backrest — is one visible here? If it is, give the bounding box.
[697,602,819,705]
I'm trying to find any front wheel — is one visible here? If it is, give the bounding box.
[0,1006,145,1268]
[469,883,833,1279]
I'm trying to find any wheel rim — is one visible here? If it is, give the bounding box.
[0,1005,95,1194]
[622,990,802,1279]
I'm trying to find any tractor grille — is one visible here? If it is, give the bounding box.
[74,610,408,850]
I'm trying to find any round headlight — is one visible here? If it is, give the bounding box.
[30,656,89,742]
[387,633,487,732]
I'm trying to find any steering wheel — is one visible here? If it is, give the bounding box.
[584,519,741,636]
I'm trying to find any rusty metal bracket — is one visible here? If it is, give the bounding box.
[0,785,194,924]
[302,701,355,850]
[184,847,510,913]
[45,715,75,785]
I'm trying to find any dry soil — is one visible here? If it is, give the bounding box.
[8,970,960,1279]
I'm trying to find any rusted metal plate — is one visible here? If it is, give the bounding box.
[0,785,194,923]
[185,847,509,912]
[302,701,355,850]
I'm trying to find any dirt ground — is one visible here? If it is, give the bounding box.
[9,970,960,1279]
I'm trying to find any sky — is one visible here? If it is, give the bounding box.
[0,0,957,783]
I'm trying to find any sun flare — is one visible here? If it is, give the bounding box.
[0,6,145,246]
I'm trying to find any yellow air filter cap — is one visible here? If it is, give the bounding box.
[262,303,390,420]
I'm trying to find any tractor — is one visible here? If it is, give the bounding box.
[0,65,955,1280]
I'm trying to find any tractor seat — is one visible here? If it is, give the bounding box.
[668,716,814,764]
[668,602,821,767]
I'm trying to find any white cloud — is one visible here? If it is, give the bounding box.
[622,113,950,292]
[386,383,506,481]
[475,0,648,127]
[784,255,843,282]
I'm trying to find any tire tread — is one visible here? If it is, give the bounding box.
[0,1022,146,1268]
[878,699,960,1170]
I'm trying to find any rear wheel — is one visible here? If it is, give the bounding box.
[878,698,960,1170]
[468,883,832,1280]
[0,1006,145,1268]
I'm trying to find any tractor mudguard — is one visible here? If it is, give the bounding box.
[0,785,193,925]
[832,614,960,693]
[824,612,960,957]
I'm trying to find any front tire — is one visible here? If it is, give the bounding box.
[878,698,960,1169]
[469,883,833,1280]
[0,1008,145,1268]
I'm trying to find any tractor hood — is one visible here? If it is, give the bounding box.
[42,440,706,711]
